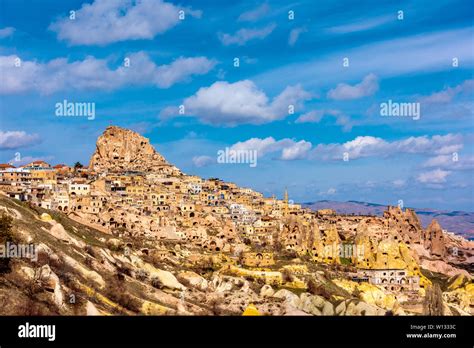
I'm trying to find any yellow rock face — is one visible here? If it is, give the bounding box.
[284,278,307,290]
[333,278,358,293]
[225,265,283,286]
[40,213,53,222]
[357,283,398,311]
[281,264,308,274]
[447,274,471,291]
[466,283,474,297]
[443,282,474,314]
[333,279,399,312]
[419,276,432,290]
[242,304,261,316]
[311,225,341,264]
[352,233,376,268]
[210,253,233,267]
[141,300,170,315]
[374,240,406,269]
[352,237,431,292]
[322,226,341,264]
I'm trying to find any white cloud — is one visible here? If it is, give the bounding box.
[238,3,270,22]
[49,0,201,46]
[338,136,386,159]
[224,133,464,164]
[281,140,312,160]
[0,27,15,39]
[327,16,393,34]
[392,179,406,188]
[419,79,474,104]
[150,56,216,88]
[288,27,307,46]
[423,154,474,171]
[0,131,41,150]
[319,187,337,196]
[327,73,379,100]
[229,137,311,161]
[192,155,214,167]
[0,52,215,94]
[230,137,282,156]
[162,80,311,126]
[417,169,451,184]
[395,134,464,155]
[296,110,323,123]
[423,155,453,167]
[295,109,352,131]
[218,23,276,46]
[310,134,464,161]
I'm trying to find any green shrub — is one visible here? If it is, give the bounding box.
[0,213,15,273]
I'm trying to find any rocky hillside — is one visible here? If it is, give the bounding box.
[303,200,474,240]
[0,196,472,316]
[0,197,366,315]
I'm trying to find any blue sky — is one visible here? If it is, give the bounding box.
[0,0,473,210]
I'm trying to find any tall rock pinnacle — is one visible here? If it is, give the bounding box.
[89,126,181,175]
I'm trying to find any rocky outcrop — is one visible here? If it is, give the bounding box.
[119,254,185,291]
[424,219,446,257]
[333,279,400,312]
[86,301,102,315]
[441,274,473,315]
[279,217,341,263]
[353,234,416,270]
[273,289,300,307]
[177,271,208,291]
[443,283,474,315]
[89,126,181,175]
[344,300,386,316]
[242,304,261,316]
[383,206,424,244]
[420,259,470,277]
[260,285,275,298]
[383,207,449,260]
[279,217,313,254]
[36,265,65,308]
[44,220,85,248]
[447,274,472,291]
[288,290,389,316]
[296,293,324,315]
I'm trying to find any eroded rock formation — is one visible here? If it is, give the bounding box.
[424,219,446,257]
[89,126,181,175]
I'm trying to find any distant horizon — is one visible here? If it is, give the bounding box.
[301,199,474,213]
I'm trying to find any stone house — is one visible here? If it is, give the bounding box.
[69,183,90,196]
[357,268,420,292]
[241,252,275,267]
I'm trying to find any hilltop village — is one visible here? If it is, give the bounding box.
[0,126,472,316]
